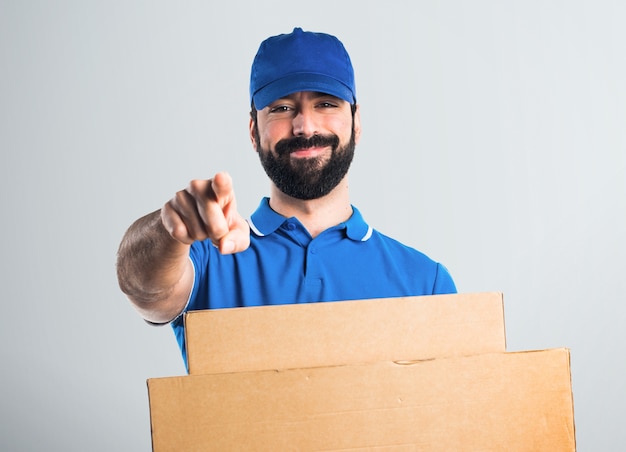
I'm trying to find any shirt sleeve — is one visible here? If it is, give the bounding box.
[432,263,457,294]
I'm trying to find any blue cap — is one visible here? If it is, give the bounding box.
[250,27,356,110]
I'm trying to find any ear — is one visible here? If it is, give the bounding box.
[249,116,258,151]
[353,104,362,145]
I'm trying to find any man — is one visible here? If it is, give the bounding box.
[116,27,456,368]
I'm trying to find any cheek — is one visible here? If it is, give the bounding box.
[331,117,354,142]
[258,122,289,149]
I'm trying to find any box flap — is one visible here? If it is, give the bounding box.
[185,292,506,374]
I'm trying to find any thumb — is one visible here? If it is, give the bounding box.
[217,215,251,255]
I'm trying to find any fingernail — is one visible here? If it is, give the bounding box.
[221,240,235,254]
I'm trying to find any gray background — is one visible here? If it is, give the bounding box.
[1,0,624,450]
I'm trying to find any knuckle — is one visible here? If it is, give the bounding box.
[187,179,209,198]
[170,190,191,210]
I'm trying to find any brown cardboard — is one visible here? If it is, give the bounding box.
[185,292,506,374]
[148,348,575,451]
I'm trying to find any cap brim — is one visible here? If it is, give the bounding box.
[252,73,355,110]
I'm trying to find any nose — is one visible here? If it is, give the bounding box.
[292,108,318,137]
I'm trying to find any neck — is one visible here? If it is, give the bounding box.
[269,177,352,238]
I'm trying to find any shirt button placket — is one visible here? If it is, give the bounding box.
[304,242,323,299]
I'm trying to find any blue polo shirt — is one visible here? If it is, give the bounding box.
[171,197,456,367]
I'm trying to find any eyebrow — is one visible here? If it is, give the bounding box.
[281,91,342,101]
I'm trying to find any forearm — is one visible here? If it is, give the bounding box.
[116,209,192,321]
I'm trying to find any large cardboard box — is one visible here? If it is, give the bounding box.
[184,292,506,374]
[147,292,575,450]
[148,348,575,451]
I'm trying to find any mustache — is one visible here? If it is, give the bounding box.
[274,134,340,156]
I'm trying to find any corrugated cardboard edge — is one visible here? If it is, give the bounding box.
[184,291,506,375]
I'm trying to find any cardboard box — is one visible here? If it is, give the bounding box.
[148,348,575,451]
[184,292,506,374]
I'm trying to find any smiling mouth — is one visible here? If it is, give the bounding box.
[290,146,329,158]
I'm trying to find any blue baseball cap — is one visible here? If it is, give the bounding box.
[250,27,356,110]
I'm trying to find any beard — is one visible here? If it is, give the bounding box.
[255,127,356,200]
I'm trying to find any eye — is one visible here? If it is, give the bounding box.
[268,105,293,114]
[316,101,338,109]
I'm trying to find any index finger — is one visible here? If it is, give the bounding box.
[210,172,235,208]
